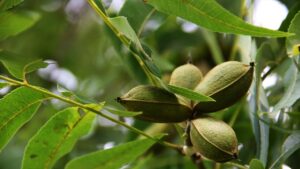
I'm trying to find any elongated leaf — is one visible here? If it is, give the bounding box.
[146,0,292,37]
[22,107,97,169]
[254,43,272,166]
[249,159,264,169]
[0,0,23,11]
[0,87,48,152]
[280,74,300,108]
[167,85,215,102]
[269,132,300,169]
[258,116,269,166]
[118,0,166,82]
[65,137,161,169]
[90,1,160,77]
[286,11,300,57]
[0,51,43,80]
[248,96,261,166]
[119,0,153,33]
[109,17,141,49]
[0,11,40,40]
[119,0,166,36]
[274,60,298,112]
[106,108,142,117]
[108,16,161,77]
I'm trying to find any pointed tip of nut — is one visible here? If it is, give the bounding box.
[115,97,123,103]
[233,153,238,159]
[250,62,255,67]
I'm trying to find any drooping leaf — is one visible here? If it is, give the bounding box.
[89,0,161,78]
[119,0,166,35]
[0,87,48,152]
[146,0,292,37]
[248,41,275,165]
[254,40,277,110]
[65,137,162,169]
[0,51,43,80]
[119,0,153,34]
[252,43,274,166]
[249,159,264,169]
[255,42,274,81]
[108,16,161,77]
[106,108,142,117]
[269,132,300,169]
[258,115,269,166]
[22,107,97,169]
[286,11,300,57]
[0,11,40,40]
[167,85,215,102]
[0,0,23,11]
[273,59,298,112]
[118,0,167,82]
[109,17,141,48]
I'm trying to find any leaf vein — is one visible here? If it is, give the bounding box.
[0,98,49,132]
[44,111,86,169]
[186,1,267,35]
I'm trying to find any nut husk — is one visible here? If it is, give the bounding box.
[117,85,192,123]
[190,116,238,162]
[169,63,203,90]
[194,61,253,114]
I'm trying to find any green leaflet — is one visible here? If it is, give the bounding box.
[273,59,299,112]
[269,132,300,169]
[0,51,48,80]
[0,87,48,152]
[119,0,167,81]
[22,107,97,169]
[252,43,274,166]
[119,0,154,33]
[109,16,161,77]
[147,0,292,37]
[0,11,40,40]
[65,137,161,169]
[167,85,215,102]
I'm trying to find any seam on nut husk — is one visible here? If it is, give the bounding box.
[119,98,191,107]
[191,122,235,156]
[204,65,252,97]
